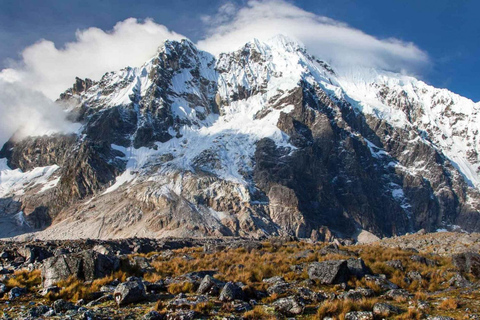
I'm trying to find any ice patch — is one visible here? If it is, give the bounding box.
[0,158,60,197]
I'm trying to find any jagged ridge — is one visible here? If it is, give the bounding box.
[0,35,479,240]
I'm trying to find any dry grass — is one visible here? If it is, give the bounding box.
[46,270,127,302]
[192,301,215,314]
[243,305,276,319]
[314,298,378,320]
[439,298,459,310]
[167,281,196,295]
[395,308,423,320]
[5,269,42,290]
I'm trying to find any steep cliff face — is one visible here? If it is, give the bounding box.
[0,36,479,240]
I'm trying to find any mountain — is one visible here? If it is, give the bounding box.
[1,36,479,240]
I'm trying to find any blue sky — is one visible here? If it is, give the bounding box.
[0,0,478,101]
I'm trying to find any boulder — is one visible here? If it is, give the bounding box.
[219,282,244,302]
[272,296,305,316]
[197,275,220,295]
[346,258,371,278]
[307,260,349,284]
[114,279,147,306]
[452,252,480,278]
[42,250,119,287]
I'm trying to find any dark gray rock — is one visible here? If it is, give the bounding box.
[114,279,147,306]
[272,296,305,316]
[406,271,422,282]
[8,286,27,299]
[197,275,220,295]
[410,255,436,266]
[166,310,197,320]
[385,289,411,300]
[385,260,404,271]
[340,288,375,301]
[344,311,374,320]
[53,299,76,313]
[219,282,244,302]
[448,273,473,287]
[346,258,371,278]
[365,274,399,291]
[0,283,6,296]
[308,260,349,284]
[452,251,480,278]
[143,310,164,320]
[373,303,402,316]
[42,250,119,287]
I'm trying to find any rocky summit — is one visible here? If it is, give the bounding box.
[1,35,480,240]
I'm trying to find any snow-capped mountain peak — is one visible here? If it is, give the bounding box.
[1,36,479,240]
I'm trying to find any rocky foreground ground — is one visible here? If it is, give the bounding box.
[0,232,479,319]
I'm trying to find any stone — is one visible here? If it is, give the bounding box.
[406,271,422,282]
[340,288,375,301]
[344,311,374,320]
[197,275,219,295]
[373,303,402,316]
[143,310,165,320]
[0,283,7,296]
[166,310,197,320]
[53,299,76,313]
[448,273,473,288]
[8,286,27,299]
[346,258,371,278]
[452,252,480,278]
[410,255,436,266]
[42,250,119,287]
[385,260,404,271]
[364,274,399,291]
[219,282,244,302]
[40,286,60,296]
[385,289,410,300]
[266,281,290,296]
[272,296,305,316]
[114,279,147,306]
[308,260,349,284]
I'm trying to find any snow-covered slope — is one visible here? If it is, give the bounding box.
[1,35,479,240]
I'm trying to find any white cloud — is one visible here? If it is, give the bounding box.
[197,0,429,74]
[1,18,183,100]
[0,80,81,148]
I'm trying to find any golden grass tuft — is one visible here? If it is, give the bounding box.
[243,305,276,320]
[439,298,459,310]
[5,269,41,290]
[167,281,196,295]
[314,298,378,320]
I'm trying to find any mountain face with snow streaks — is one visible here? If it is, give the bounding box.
[0,36,479,240]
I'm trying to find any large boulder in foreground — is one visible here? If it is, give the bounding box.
[308,260,349,284]
[42,250,119,287]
